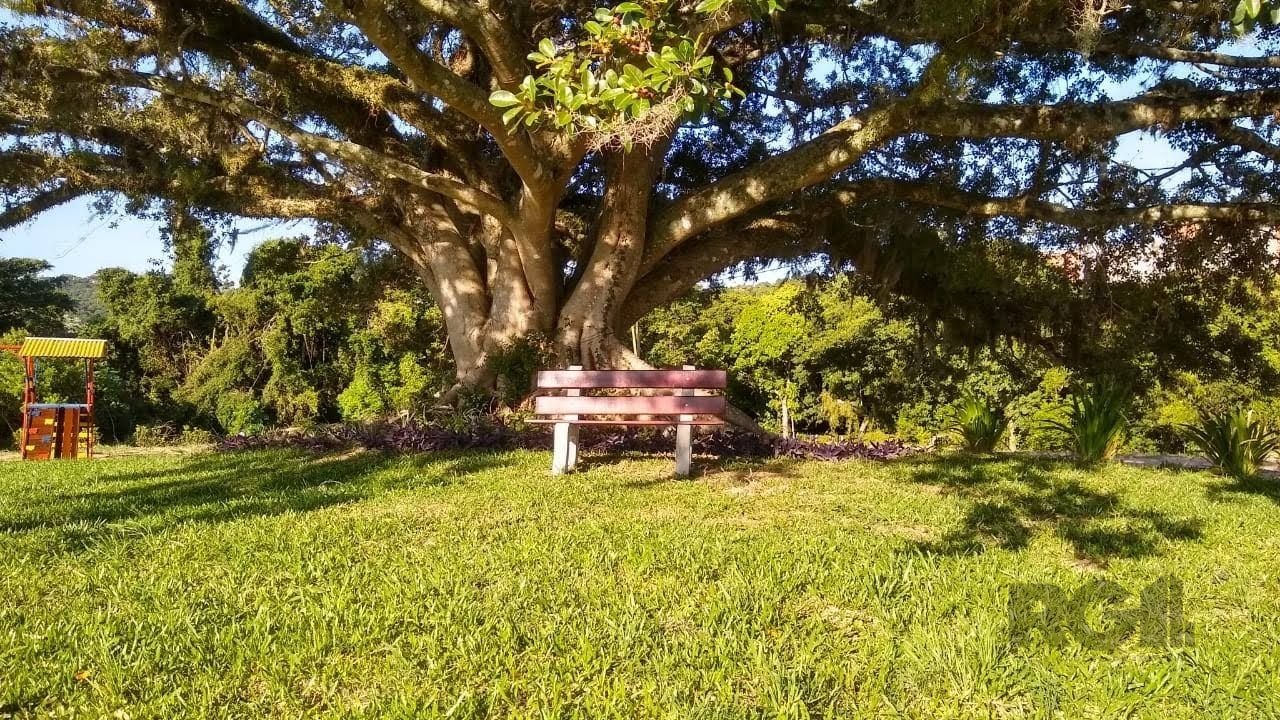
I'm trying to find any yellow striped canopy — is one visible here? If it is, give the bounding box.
[18,337,108,359]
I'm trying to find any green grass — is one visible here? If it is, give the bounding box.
[2,450,1279,719]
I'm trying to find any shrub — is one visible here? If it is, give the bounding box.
[218,422,920,461]
[1182,408,1280,481]
[337,364,388,422]
[948,396,1008,453]
[177,426,217,445]
[1043,382,1129,464]
[133,423,177,447]
[487,334,553,407]
[215,391,268,436]
[1004,366,1072,452]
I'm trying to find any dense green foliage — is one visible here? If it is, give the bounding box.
[642,271,1280,452]
[0,257,73,336]
[2,450,1277,716]
[5,186,1280,458]
[100,239,450,439]
[183,238,451,431]
[0,236,454,447]
[1182,408,1280,480]
[5,227,1280,457]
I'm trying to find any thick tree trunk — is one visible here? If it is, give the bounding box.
[554,148,659,369]
[400,185,766,434]
[404,152,670,386]
[396,144,762,434]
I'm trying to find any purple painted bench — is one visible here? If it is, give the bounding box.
[532,365,728,476]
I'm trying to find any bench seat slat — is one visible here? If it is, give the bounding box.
[527,418,726,426]
[535,394,726,416]
[536,369,727,389]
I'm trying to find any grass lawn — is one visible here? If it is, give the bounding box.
[1,449,1278,718]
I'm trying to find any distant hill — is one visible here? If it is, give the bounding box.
[54,274,105,330]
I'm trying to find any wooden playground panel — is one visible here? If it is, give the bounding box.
[23,404,93,461]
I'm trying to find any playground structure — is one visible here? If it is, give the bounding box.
[2,337,107,460]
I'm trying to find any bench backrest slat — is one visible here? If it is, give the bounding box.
[535,395,727,417]
[536,369,727,390]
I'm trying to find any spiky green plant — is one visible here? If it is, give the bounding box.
[1043,382,1129,464]
[1181,408,1280,481]
[948,396,1008,453]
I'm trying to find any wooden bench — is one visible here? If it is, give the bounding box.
[533,365,728,476]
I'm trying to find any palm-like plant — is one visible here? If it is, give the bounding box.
[949,396,1008,453]
[1181,408,1280,481]
[1043,382,1129,464]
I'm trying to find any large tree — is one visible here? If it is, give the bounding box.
[2,0,1280,398]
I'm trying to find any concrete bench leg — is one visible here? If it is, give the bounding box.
[551,364,581,475]
[552,422,579,473]
[675,364,693,477]
[567,423,579,471]
[552,421,572,474]
[675,422,692,476]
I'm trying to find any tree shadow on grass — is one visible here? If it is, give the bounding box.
[0,694,42,717]
[0,449,520,552]
[1204,474,1280,505]
[901,455,1202,562]
[712,457,805,484]
[568,451,653,474]
[615,456,805,488]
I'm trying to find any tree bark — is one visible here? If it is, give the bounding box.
[555,146,664,369]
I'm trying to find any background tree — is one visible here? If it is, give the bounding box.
[0,257,87,448]
[6,218,1275,449]
[179,237,450,431]
[78,233,450,439]
[0,258,73,336]
[643,270,1280,448]
[3,0,1280,407]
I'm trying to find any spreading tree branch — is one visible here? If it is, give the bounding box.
[45,66,514,225]
[624,213,824,327]
[830,179,1280,227]
[646,82,1280,272]
[0,184,85,230]
[915,86,1280,144]
[404,0,529,87]
[1075,41,1280,69]
[645,106,902,270]
[1210,122,1280,164]
[330,0,547,186]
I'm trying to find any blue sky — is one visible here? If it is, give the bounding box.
[0,200,315,281]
